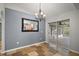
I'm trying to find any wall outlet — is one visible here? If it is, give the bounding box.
[16,42,19,45]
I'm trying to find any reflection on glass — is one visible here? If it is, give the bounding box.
[24,20,38,30]
[22,18,39,32]
[48,19,70,55]
[57,19,70,37]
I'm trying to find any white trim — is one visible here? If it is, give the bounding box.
[70,49,79,54]
[0,4,5,52]
[1,4,5,52]
[0,21,2,51]
[1,41,47,53]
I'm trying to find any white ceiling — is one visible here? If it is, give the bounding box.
[5,3,79,19]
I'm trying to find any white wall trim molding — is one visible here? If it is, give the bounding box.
[1,41,47,54]
[2,6,5,52]
[0,3,5,53]
[70,49,79,54]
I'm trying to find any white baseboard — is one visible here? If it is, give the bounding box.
[70,49,79,54]
[1,41,47,54]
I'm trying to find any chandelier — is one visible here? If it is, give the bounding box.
[35,3,46,21]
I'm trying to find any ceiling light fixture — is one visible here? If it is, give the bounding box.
[35,3,46,21]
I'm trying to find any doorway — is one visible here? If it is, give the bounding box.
[48,19,70,55]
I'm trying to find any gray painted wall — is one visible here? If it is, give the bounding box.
[5,8,45,50]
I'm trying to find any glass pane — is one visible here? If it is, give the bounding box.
[57,19,70,55]
[62,19,70,37]
[48,22,58,50]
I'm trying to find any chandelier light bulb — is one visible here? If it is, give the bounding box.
[41,12,43,15]
[43,14,46,17]
[35,3,46,21]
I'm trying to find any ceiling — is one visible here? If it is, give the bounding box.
[5,3,79,19]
